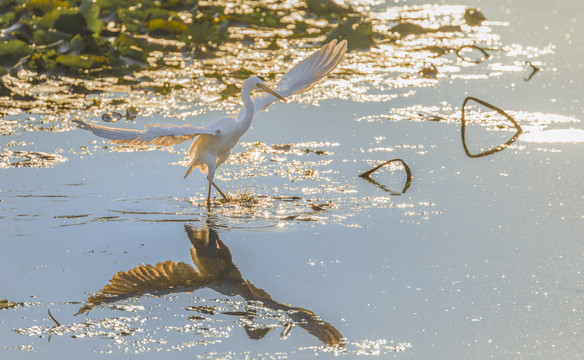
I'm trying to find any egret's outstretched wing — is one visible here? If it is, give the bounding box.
[241,39,347,119]
[76,260,204,315]
[72,119,218,146]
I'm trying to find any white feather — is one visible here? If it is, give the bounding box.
[240,39,347,119]
[72,120,218,146]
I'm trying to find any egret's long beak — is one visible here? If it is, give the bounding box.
[257,84,287,102]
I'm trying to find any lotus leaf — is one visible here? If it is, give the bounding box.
[56,54,107,69]
[27,0,68,13]
[0,39,33,66]
[79,0,103,35]
[147,18,188,36]
[54,12,88,35]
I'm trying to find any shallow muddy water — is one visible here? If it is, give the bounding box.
[1,0,583,359]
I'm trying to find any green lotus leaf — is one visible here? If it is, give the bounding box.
[33,28,71,45]
[147,18,188,35]
[0,78,11,96]
[56,54,107,69]
[145,7,181,22]
[27,0,69,13]
[54,12,88,35]
[156,0,198,11]
[79,0,103,35]
[0,40,33,67]
[0,11,15,28]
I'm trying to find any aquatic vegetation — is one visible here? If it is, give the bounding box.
[221,188,258,206]
[0,149,67,168]
[0,1,551,130]
[0,0,353,78]
[0,299,20,309]
[0,0,530,114]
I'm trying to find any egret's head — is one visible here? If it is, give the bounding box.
[249,76,286,102]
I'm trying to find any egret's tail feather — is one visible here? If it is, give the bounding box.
[184,158,199,179]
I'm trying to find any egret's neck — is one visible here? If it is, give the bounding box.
[238,81,255,128]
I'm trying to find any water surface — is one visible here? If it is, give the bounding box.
[1,0,583,359]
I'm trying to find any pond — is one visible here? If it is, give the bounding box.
[1,0,583,359]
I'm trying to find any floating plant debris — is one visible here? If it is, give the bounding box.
[0,299,20,309]
[186,305,217,315]
[101,106,138,123]
[48,309,62,327]
[390,22,462,37]
[460,97,523,158]
[524,61,540,81]
[359,159,413,195]
[101,111,123,123]
[456,45,492,64]
[0,150,67,168]
[463,8,487,26]
[220,189,258,206]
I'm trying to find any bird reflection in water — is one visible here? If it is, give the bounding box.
[76,225,344,348]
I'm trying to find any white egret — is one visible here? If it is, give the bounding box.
[73,39,347,206]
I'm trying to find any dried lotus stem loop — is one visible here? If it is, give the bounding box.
[359,158,412,195]
[101,107,138,123]
[461,96,523,158]
[524,62,540,81]
[101,112,124,123]
[48,309,62,327]
[456,45,491,64]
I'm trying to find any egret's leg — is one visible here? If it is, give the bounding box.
[206,161,217,207]
[212,182,228,200]
[206,174,214,208]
